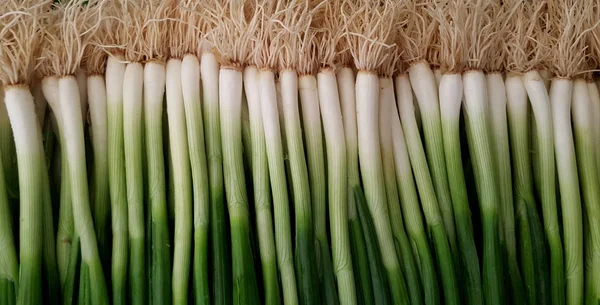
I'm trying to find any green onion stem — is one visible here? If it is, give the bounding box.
[523,71,564,305]
[440,72,483,305]
[106,55,129,305]
[0,87,18,302]
[123,62,146,305]
[379,76,422,305]
[337,67,373,305]
[299,73,337,305]
[258,69,298,305]
[143,61,171,305]
[280,70,318,305]
[181,54,211,305]
[390,92,440,305]
[356,71,408,305]
[572,79,600,303]
[396,73,459,305]
[166,59,193,305]
[318,69,357,305]
[200,52,230,305]
[4,85,45,305]
[87,74,110,266]
[58,75,108,304]
[243,66,280,305]
[550,78,584,305]
[408,62,458,255]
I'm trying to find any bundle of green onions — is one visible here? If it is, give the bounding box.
[2,0,600,304]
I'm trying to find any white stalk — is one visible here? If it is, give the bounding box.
[550,78,583,305]
[42,76,72,287]
[318,69,357,305]
[572,79,600,301]
[58,75,107,301]
[87,74,109,253]
[408,62,456,251]
[356,71,406,304]
[200,53,228,301]
[587,82,600,184]
[166,59,193,304]
[105,55,128,303]
[181,54,211,302]
[462,70,502,302]
[144,61,170,304]
[487,73,512,242]
[337,67,359,218]
[258,69,298,305]
[123,61,146,303]
[298,74,326,242]
[243,66,279,303]
[4,85,44,305]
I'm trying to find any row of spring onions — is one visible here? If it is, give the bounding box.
[3,0,600,305]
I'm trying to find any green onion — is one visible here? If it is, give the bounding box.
[106,55,129,305]
[0,88,18,305]
[144,61,171,305]
[219,66,260,305]
[390,91,440,305]
[123,62,146,305]
[396,73,459,305]
[550,78,583,305]
[258,68,298,304]
[408,62,457,256]
[379,76,422,305]
[165,59,193,304]
[318,68,357,305]
[244,65,281,305]
[200,51,230,305]
[572,79,600,303]
[337,66,373,305]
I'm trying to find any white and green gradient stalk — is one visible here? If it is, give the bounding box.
[462,70,502,305]
[587,82,600,193]
[396,74,459,305]
[408,62,457,254]
[550,78,583,305]
[166,59,193,305]
[87,74,110,264]
[219,67,260,305]
[379,76,422,305]
[181,54,211,305]
[243,66,280,305]
[106,55,129,305]
[143,61,171,305]
[337,67,373,305]
[58,75,109,304]
[279,69,318,305]
[200,53,229,305]
[42,76,73,289]
[440,72,482,305]
[317,69,357,305]
[5,85,45,305]
[390,94,440,305]
[0,89,17,201]
[0,84,18,305]
[355,71,408,305]
[572,79,600,304]
[123,62,146,305]
[523,71,564,304]
[506,73,542,305]
[258,69,298,305]
[299,73,338,304]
